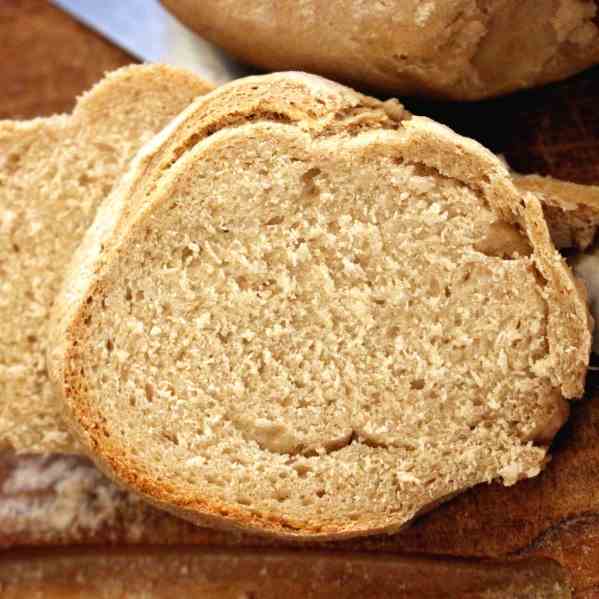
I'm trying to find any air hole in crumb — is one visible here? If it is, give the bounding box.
[145,383,154,403]
[161,430,179,445]
[12,243,20,253]
[410,379,425,390]
[275,490,289,502]
[237,497,252,506]
[129,396,136,407]
[293,463,311,478]
[136,289,145,301]
[101,298,107,310]
[78,173,93,186]
[218,331,231,344]
[388,326,400,338]
[444,287,451,298]
[301,167,322,197]
[6,153,21,172]
[106,339,114,353]
[125,287,133,302]
[265,215,284,226]
[162,303,173,317]
[86,296,93,305]
[475,221,532,259]
[316,489,326,498]
[26,335,37,344]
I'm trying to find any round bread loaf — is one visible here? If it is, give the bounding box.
[161,0,599,99]
[49,73,591,539]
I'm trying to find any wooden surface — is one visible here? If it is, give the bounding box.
[1,1,599,597]
[0,547,571,599]
[0,0,132,119]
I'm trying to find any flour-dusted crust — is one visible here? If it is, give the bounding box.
[161,0,599,100]
[49,73,591,539]
[0,65,212,453]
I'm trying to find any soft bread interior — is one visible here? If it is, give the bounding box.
[69,122,570,535]
[0,65,211,452]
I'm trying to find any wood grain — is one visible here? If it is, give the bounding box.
[0,0,134,119]
[1,1,599,597]
[0,547,571,599]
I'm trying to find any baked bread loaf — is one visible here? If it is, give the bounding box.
[0,65,212,453]
[49,72,592,538]
[161,0,599,100]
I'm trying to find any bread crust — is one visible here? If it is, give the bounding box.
[161,0,599,100]
[48,72,592,539]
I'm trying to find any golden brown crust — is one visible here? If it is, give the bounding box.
[161,0,599,100]
[48,72,592,539]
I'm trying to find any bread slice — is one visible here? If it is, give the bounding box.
[161,0,599,100]
[0,65,212,453]
[2,67,592,461]
[48,72,592,539]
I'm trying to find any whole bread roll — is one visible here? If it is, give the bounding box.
[0,65,213,453]
[161,0,599,99]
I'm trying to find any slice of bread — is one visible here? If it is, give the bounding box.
[49,72,592,539]
[161,0,599,100]
[0,65,212,453]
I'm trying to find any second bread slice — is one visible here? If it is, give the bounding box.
[0,65,212,452]
[49,73,591,538]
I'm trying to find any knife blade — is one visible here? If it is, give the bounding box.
[50,0,249,85]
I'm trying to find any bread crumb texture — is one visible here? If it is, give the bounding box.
[161,0,599,99]
[51,73,591,538]
[0,65,212,452]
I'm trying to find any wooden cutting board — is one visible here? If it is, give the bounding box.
[2,1,599,597]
